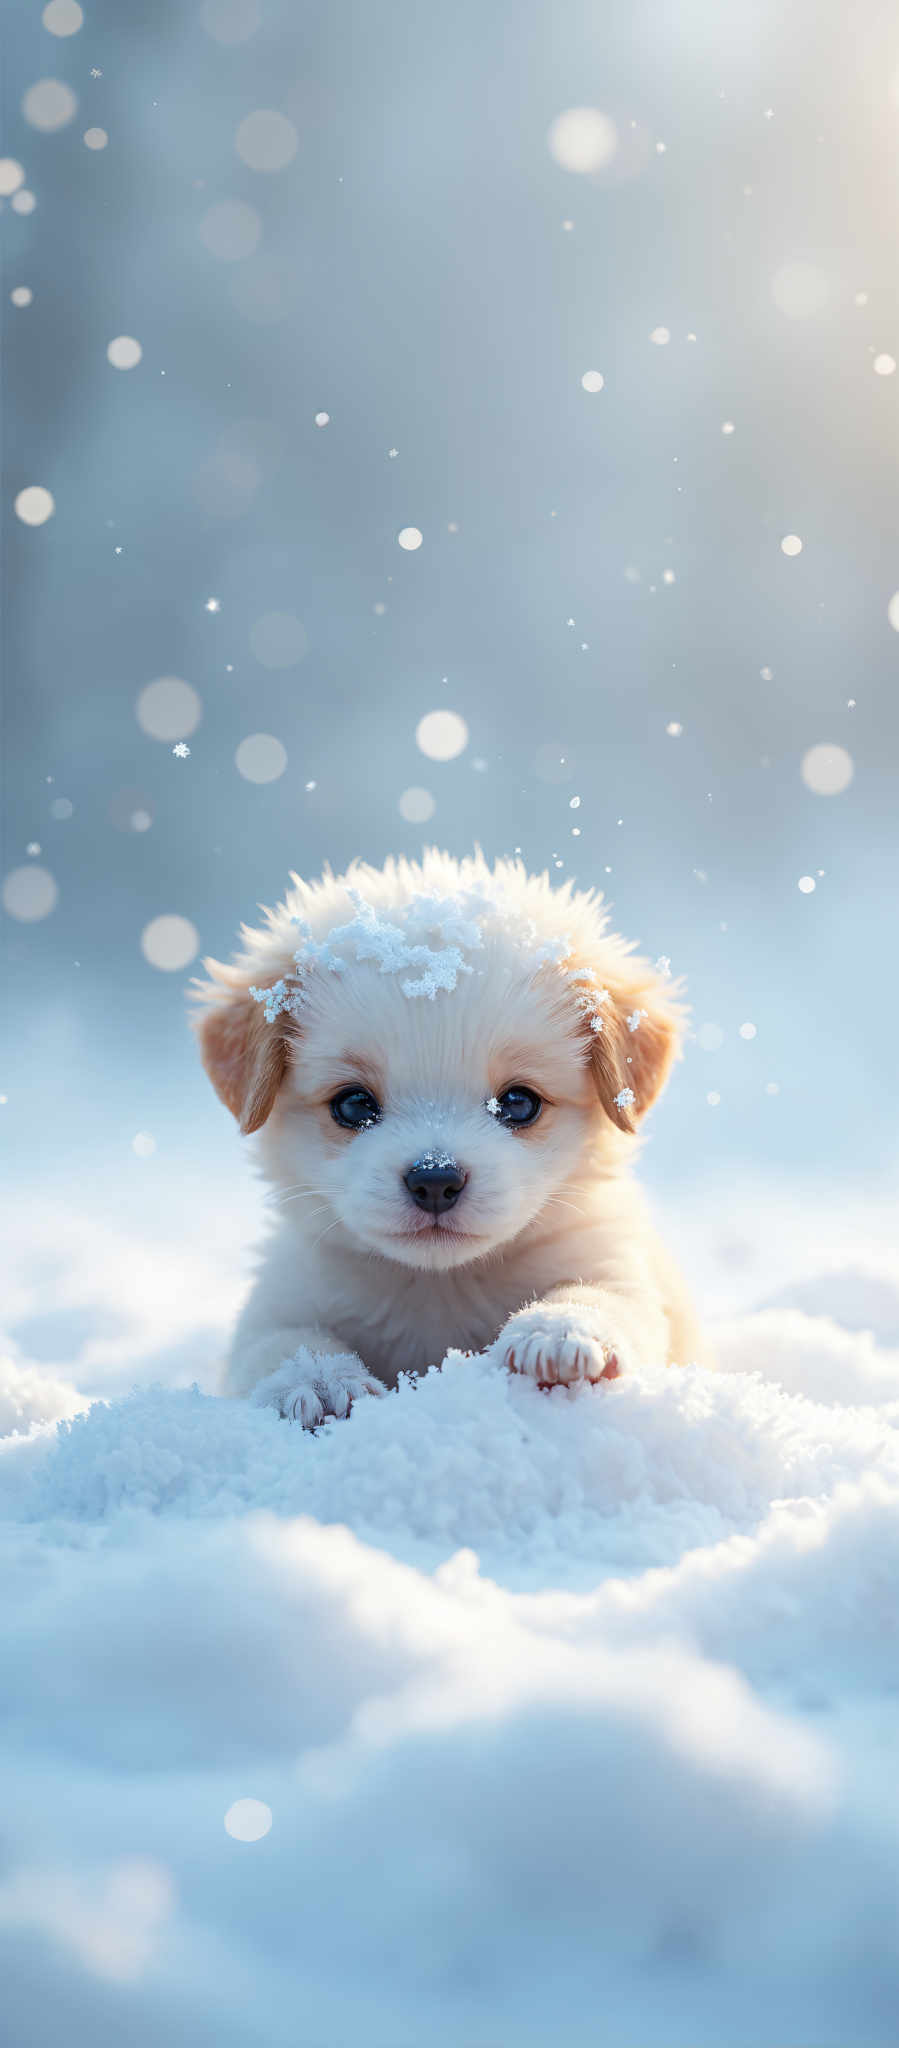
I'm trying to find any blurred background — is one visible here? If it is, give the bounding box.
[3,0,899,1388]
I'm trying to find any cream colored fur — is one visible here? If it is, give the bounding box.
[193,852,703,1427]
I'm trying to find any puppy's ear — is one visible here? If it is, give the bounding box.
[573,959,685,1135]
[192,962,291,1135]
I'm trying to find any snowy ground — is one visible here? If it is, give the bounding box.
[3,1174,899,2047]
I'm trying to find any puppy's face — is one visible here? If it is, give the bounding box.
[266,950,600,1270]
[195,862,682,1271]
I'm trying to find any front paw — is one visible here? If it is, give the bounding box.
[252,1349,387,1429]
[498,1304,627,1388]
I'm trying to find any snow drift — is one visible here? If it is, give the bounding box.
[2,1296,899,2047]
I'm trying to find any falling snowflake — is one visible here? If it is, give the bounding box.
[205,597,221,613]
[614,1087,636,1110]
[172,742,190,759]
[654,955,671,978]
[626,1009,646,1033]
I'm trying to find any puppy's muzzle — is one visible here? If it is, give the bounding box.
[403,1157,468,1215]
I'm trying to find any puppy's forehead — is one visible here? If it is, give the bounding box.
[295,942,584,1093]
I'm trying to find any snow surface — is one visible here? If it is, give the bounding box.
[2,1204,899,2045]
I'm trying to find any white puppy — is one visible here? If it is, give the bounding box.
[194,852,702,1426]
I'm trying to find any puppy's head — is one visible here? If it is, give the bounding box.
[193,854,683,1271]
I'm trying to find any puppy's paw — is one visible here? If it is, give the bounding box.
[252,1349,387,1429]
[498,1303,629,1389]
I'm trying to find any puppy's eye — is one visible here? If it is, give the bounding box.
[491,1086,542,1128]
[330,1087,381,1131]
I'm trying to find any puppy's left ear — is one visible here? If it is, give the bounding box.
[191,961,290,1135]
[581,963,685,1134]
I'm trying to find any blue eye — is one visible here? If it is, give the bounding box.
[331,1087,381,1131]
[494,1087,542,1128]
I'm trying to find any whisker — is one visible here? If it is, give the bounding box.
[310,1217,345,1253]
[277,1200,332,1221]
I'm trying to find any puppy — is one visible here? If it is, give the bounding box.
[193,852,702,1426]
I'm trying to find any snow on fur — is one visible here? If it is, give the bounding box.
[1,1298,899,2045]
[206,851,681,1047]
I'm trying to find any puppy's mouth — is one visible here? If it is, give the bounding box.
[388,1219,484,1246]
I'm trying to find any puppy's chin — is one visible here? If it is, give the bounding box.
[347,1215,500,1272]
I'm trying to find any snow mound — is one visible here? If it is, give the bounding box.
[1,1308,898,2046]
[9,1338,899,1587]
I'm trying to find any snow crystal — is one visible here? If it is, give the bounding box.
[626,1008,646,1032]
[485,1096,501,1117]
[613,1086,636,1109]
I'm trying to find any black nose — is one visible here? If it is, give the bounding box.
[403,1158,468,1215]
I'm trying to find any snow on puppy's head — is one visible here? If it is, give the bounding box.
[192,853,683,1271]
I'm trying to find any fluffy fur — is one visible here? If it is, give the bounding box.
[193,852,702,1426]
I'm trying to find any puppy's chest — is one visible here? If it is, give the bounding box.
[324,1257,563,1380]
[329,1245,569,1376]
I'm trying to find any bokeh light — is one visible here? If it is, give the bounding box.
[873,353,896,376]
[798,876,816,893]
[140,915,200,971]
[235,110,298,172]
[22,78,77,129]
[547,108,617,173]
[3,864,58,921]
[136,677,202,741]
[650,327,670,346]
[416,709,469,760]
[398,787,435,822]
[800,743,854,795]
[770,263,831,319]
[780,534,803,556]
[397,527,423,550]
[84,127,108,150]
[581,370,604,392]
[14,485,55,526]
[198,199,262,261]
[224,1799,272,1842]
[698,1023,725,1052]
[0,159,25,196]
[42,0,84,32]
[107,336,142,370]
[235,733,288,782]
[11,190,36,214]
[132,1131,157,1157]
[201,0,261,44]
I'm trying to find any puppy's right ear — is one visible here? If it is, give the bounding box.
[192,961,290,1135]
